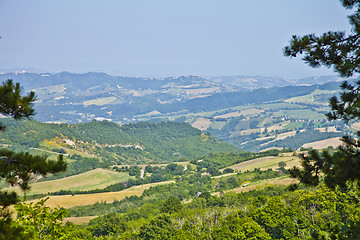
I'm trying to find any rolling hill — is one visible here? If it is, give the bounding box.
[0,119,240,177]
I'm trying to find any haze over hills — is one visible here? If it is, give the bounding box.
[0,72,352,151]
[0,71,351,152]
[0,71,344,123]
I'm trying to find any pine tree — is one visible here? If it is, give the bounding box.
[0,80,67,239]
[285,0,360,190]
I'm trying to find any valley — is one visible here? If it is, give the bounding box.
[1,72,357,239]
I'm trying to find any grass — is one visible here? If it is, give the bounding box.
[214,108,264,119]
[273,109,326,121]
[83,96,118,106]
[260,131,297,146]
[257,102,306,110]
[301,137,342,149]
[64,216,97,225]
[33,180,175,208]
[224,155,301,172]
[40,141,100,159]
[211,176,299,198]
[223,177,299,195]
[209,121,227,130]
[285,89,336,105]
[191,118,211,131]
[10,169,134,195]
[352,122,360,131]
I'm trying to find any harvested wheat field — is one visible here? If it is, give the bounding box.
[34,180,175,209]
[301,137,342,150]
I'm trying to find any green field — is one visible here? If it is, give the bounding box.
[11,168,134,195]
[209,121,227,130]
[273,109,326,120]
[286,89,336,105]
[224,154,301,172]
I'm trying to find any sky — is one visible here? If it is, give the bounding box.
[0,0,353,78]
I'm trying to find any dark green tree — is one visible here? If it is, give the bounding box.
[278,161,287,169]
[137,214,176,239]
[160,196,183,214]
[285,1,360,190]
[0,80,67,239]
[88,212,126,237]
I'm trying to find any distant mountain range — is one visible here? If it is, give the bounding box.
[0,71,345,124]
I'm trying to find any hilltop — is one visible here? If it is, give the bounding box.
[0,119,239,176]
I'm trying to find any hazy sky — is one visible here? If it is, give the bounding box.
[0,0,353,78]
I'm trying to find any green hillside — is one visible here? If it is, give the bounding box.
[0,119,240,174]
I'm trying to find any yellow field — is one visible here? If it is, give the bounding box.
[9,169,133,195]
[33,180,175,208]
[266,121,290,131]
[224,155,301,172]
[285,89,336,105]
[185,87,220,95]
[212,177,299,197]
[352,122,360,131]
[83,96,118,106]
[260,131,297,146]
[315,126,339,133]
[226,177,299,194]
[191,118,211,131]
[214,108,264,119]
[301,137,342,150]
[237,128,261,136]
[64,216,97,225]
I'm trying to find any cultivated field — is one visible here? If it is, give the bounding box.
[315,126,339,133]
[224,155,301,172]
[273,109,326,121]
[191,118,211,131]
[214,108,264,119]
[185,87,220,95]
[260,131,297,146]
[64,216,97,225]
[35,180,175,208]
[212,177,299,197]
[301,137,342,149]
[352,122,360,131]
[226,177,299,194]
[83,96,118,106]
[10,169,134,195]
[285,89,336,105]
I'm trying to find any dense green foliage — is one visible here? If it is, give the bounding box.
[0,119,240,169]
[0,80,67,240]
[191,150,283,176]
[68,167,286,218]
[27,183,360,239]
[286,0,360,191]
